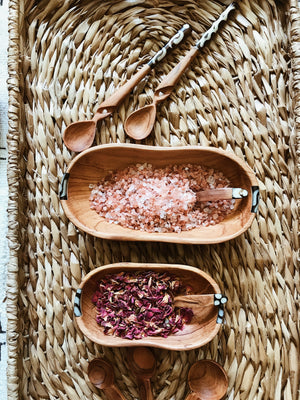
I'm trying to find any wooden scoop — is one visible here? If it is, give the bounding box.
[174,293,227,325]
[174,293,227,309]
[186,360,228,400]
[62,24,191,152]
[127,347,156,400]
[194,187,248,203]
[124,3,236,140]
[88,358,126,400]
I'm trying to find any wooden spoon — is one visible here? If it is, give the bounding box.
[63,24,191,152]
[127,347,156,400]
[194,187,248,203]
[88,358,126,400]
[185,360,228,400]
[174,293,227,324]
[174,293,227,309]
[124,2,236,140]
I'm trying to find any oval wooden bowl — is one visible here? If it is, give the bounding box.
[74,262,223,350]
[60,144,259,244]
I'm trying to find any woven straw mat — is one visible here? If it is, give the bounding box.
[6,0,300,399]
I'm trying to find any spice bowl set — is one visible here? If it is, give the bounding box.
[58,2,260,399]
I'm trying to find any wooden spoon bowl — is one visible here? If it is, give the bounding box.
[128,347,156,378]
[88,359,114,389]
[188,360,228,400]
[128,347,156,400]
[88,358,127,400]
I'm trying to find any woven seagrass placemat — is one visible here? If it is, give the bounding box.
[7,0,300,399]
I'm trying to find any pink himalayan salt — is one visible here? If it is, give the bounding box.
[89,163,235,233]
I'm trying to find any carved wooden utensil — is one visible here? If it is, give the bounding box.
[185,360,228,400]
[127,347,156,400]
[194,187,248,203]
[88,358,126,400]
[174,293,227,309]
[124,2,236,140]
[62,24,191,152]
[174,293,227,324]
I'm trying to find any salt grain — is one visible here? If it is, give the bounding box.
[90,163,235,233]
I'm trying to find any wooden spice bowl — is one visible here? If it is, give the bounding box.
[60,144,259,244]
[74,262,224,350]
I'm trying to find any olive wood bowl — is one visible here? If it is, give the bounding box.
[60,144,259,244]
[74,262,224,350]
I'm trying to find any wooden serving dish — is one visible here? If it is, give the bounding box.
[60,144,259,244]
[74,262,224,350]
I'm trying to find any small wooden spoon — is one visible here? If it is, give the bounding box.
[185,360,228,400]
[174,293,227,324]
[174,293,227,309]
[124,2,236,140]
[88,358,126,400]
[194,187,248,203]
[63,24,191,152]
[127,347,156,400]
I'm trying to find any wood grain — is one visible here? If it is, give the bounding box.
[75,262,221,350]
[61,144,258,244]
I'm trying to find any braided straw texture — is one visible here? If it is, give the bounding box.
[6,0,300,399]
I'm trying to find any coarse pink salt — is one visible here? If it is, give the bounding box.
[89,163,235,233]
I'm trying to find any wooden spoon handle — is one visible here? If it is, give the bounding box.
[174,293,228,308]
[184,393,201,400]
[153,47,199,104]
[103,384,127,400]
[152,3,236,106]
[95,24,191,115]
[148,24,191,68]
[196,188,248,202]
[194,2,236,50]
[95,63,151,115]
[137,378,154,400]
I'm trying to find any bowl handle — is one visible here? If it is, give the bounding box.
[216,308,225,324]
[59,173,70,200]
[74,288,82,317]
[251,186,259,213]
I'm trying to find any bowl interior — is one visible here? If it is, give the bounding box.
[75,263,222,350]
[61,144,258,243]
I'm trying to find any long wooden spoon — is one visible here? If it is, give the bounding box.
[124,2,236,140]
[185,360,228,400]
[88,358,126,400]
[63,24,191,152]
[127,347,156,400]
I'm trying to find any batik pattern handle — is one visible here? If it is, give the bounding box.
[148,23,191,68]
[195,2,236,50]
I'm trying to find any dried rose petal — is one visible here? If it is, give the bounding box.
[92,271,194,339]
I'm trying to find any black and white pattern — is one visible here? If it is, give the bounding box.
[195,2,236,49]
[148,24,191,68]
[214,293,228,306]
[74,289,82,317]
